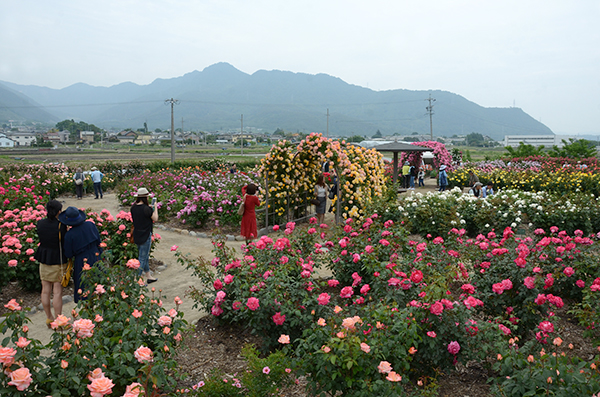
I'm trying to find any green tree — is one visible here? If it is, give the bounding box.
[373,129,383,139]
[465,132,485,147]
[347,135,365,143]
[273,128,285,136]
[504,142,545,158]
[548,139,597,159]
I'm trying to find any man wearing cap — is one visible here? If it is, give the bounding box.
[90,166,104,199]
[59,206,102,303]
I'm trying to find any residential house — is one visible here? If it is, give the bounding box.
[58,130,70,143]
[134,134,153,145]
[117,131,137,144]
[80,130,95,143]
[44,132,61,145]
[5,132,36,146]
[0,136,15,148]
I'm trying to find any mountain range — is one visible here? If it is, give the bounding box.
[0,62,553,140]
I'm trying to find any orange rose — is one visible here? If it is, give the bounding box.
[8,367,32,391]
[87,376,114,397]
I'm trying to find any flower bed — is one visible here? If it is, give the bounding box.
[182,212,600,396]
[114,168,259,229]
[448,157,600,195]
[385,187,600,237]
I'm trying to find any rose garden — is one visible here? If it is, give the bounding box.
[2,134,600,396]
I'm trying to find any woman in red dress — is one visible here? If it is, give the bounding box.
[240,183,260,244]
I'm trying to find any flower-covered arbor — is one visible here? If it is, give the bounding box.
[258,133,386,221]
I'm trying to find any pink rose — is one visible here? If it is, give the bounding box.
[246,297,260,311]
[170,245,179,251]
[272,312,286,325]
[126,259,140,269]
[8,367,32,391]
[427,331,437,338]
[0,347,17,366]
[377,361,393,374]
[430,301,444,316]
[386,371,402,382]
[72,318,95,338]
[123,382,144,397]
[340,286,354,298]
[16,337,30,348]
[134,346,153,363]
[8,259,17,267]
[158,316,172,327]
[4,299,21,311]
[523,277,535,289]
[87,376,115,397]
[447,341,460,355]
[563,267,574,277]
[213,279,223,290]
[538,320,554,333]
[327,279,339,287]
[278,334,290,344]
[317,293,331,305]
[360,343,371,353]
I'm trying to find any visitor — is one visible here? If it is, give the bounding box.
[482,182,494,198]
[402,161,411,189]
[417,167,425,187]
[328,170,338,213]
[230,164,237,174]
[131,187,158,285]
[35,200,68,328]
[90,166,104,199]
[240,183,260,244]
[438,165,448,192]
[470,182,483,198]
[409,164,417,190]
[73,167,84,200]
[314,174,329,224]
[59,206,102,303]
[468,170,479,189]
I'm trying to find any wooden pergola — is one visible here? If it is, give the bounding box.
[373,141,431,185]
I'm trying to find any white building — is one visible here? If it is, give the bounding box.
[5,132,36,146]
[503,135,575,148]
[0,137,15,148]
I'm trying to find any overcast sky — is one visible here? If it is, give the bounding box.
[1,0,598,135]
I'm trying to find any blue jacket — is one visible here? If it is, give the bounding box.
[439,170,448,186]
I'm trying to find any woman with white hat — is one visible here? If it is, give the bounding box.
[438,165,448,192]
[131,187,158,285]
[59,206,102,303]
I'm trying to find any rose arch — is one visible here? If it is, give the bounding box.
[258,133,386,222]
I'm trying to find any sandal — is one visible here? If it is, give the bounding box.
[147,278,158,284]
[46,318,53,329]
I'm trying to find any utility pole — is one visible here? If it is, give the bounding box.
[165,98,179,164]
[240,114,244,155]
[425,94,436,140]
[326,108,329,138]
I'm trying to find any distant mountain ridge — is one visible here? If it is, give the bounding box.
[0,62,553,140]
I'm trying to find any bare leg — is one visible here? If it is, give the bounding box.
[41,280,54,321]
[52,282,63,316]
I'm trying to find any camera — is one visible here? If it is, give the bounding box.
[151,197,156,206]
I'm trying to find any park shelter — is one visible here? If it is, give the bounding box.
[373,141,431,185]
